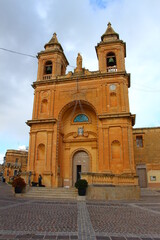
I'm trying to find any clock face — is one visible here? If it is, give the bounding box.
[109,84,116,91]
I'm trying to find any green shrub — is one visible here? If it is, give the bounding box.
[75,179,88,189]
[7,182,12,185]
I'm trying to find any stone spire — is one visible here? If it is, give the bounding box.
[101,22,119,42]
[44,33,63,51]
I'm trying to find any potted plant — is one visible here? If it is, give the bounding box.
[75,179,88,196]
[12,177,26,193]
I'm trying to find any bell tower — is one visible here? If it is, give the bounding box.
[94,22,136,175]
[96,22,126,73]
[36,33,69,81]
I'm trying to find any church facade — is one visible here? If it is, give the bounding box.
[27,23,138,188]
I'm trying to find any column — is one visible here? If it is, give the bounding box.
[98,123,104,172]
[120,82,125,112]
[103,127,110,172]
[122,126,130,172]
[29,132,36,172]
[106,84,110,112]
[45,131,53,172]
[102,84,106,112]
[51,123,58,186]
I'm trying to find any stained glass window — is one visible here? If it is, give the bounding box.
[74,114,89,123]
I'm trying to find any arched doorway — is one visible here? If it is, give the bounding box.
[72,150,90,186]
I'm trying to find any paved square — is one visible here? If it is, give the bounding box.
[1,182,160,240]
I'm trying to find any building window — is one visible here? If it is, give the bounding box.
[74,114,89,123]
[15,158,18,163]
[45,61,52,75]
[136,136,143,148]
[106,52,117,72]
[61,64,65,75]
[14,170,18,176]
[150,176,156,181]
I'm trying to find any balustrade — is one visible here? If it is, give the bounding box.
[43,74,52,80]
[107,66,117,72]
[81,172,138,186]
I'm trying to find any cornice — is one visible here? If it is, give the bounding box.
[95,40,126,57]
[32,71,130,89]
[133,126,160,132]
[63,138,97,143]
[26,118,56,126]
[37,49,69,65]
[98,113,135,126]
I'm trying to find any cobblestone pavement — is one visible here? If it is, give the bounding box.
[1,182,160,240]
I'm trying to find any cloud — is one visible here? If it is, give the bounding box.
[89,0,108,9]
[18,145,28,151]
[0,0,160,158]
[0,153,5,164]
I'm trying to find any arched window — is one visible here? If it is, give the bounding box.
[74,114,89,123]
[45,61,52,75]
[106,52,117,72]
[41,99,48,113]
[37,144,45,160]
[61,64,65,75]
[111,140,121,159]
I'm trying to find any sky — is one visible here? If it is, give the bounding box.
[0,0,160,164]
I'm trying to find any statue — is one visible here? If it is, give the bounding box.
[76,53,82,71]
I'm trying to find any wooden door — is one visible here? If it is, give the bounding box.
[137,168,147,188]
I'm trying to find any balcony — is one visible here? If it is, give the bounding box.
[107,66,117,72]
[5,162,21,168]
[43,74,52,80]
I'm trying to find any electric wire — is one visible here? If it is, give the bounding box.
[0,47,75,68]
[0,47,36,58]
[1,47,160,91]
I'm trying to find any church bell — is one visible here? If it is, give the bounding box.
[46,66,52,74]
[108,57,114,63]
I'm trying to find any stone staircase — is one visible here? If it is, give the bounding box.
[23,187,78,200]
[140,188,160,196]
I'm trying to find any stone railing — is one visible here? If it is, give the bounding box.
[43,74,52,80]
[5,162,21,168]
[81,172,138,186]
[107,66,117,72]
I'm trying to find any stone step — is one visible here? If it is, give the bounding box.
[26,192,77,196]
[140,188,160,196]
[28,190,77,194]
[24,194,77,199]
[23,187,78,200]
[29,187,77,192]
